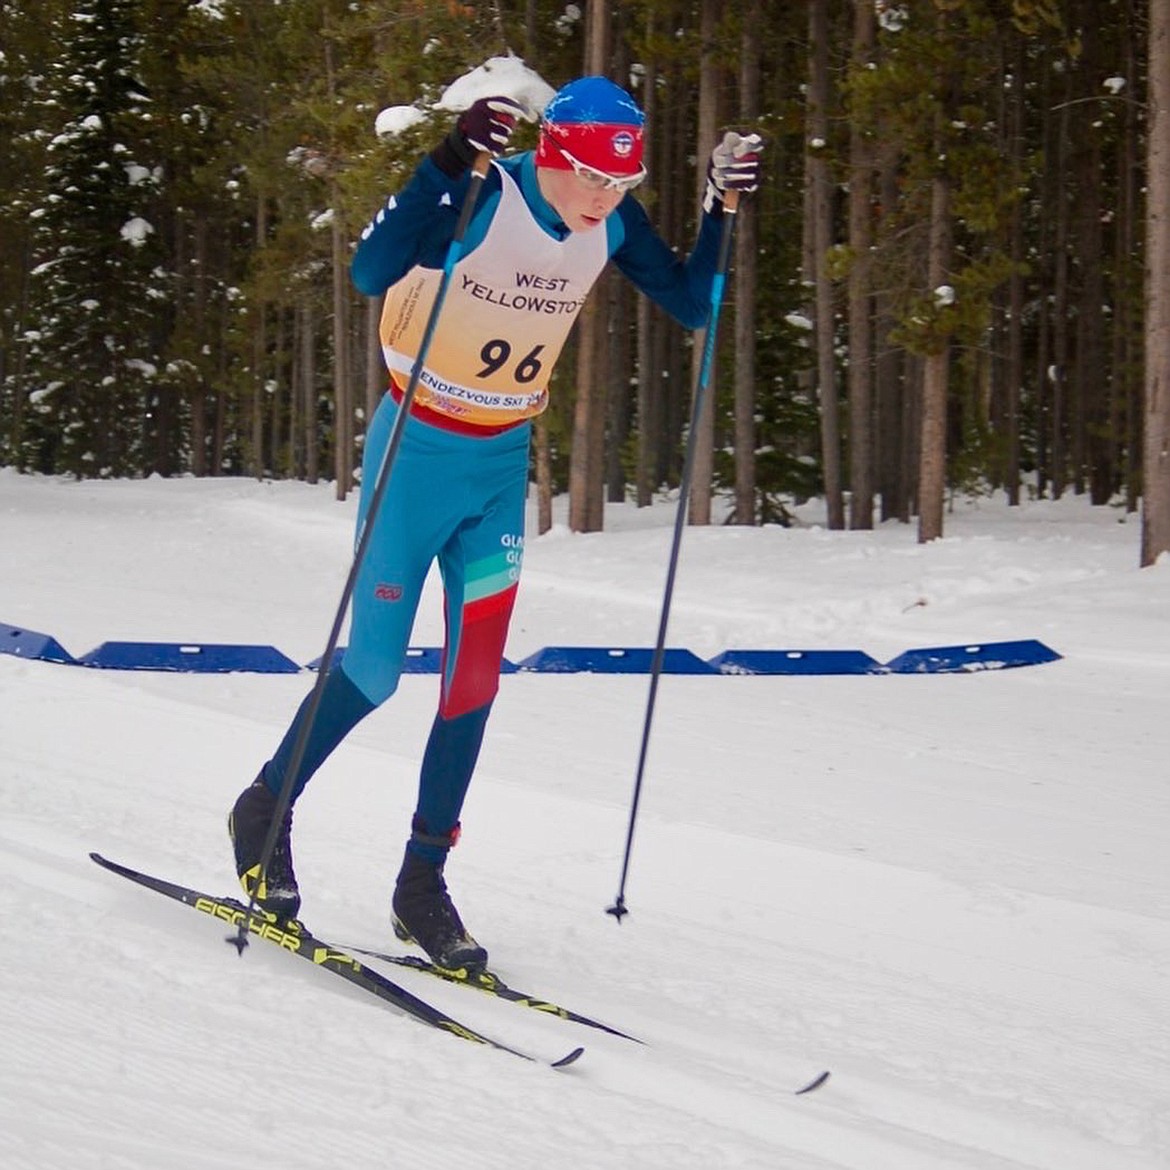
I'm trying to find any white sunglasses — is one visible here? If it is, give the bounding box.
[549,138,647,194]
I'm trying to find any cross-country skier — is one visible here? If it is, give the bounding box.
[228,75,762,973]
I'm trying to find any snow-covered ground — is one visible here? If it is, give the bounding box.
[1,468,1166,1169]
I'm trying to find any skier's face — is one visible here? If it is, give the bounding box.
[537,165,625,232]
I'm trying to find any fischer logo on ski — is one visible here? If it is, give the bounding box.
[195,896,303,950]
[90,852,582,1069]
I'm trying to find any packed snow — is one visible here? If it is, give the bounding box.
[0,468,1167,1169]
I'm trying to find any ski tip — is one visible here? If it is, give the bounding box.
[91,852,128,878]
[552,1046,585,1069]
[795,1070,831,1095]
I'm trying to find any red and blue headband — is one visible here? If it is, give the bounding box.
[535,76,646,179]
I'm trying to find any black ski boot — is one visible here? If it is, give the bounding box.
[391,823,487,973]
[228,778,301,921]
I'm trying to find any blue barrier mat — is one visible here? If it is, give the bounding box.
[883,639,1062,674]
[0,622,77,665]
[515,646,718,674]
[304,647,517,674]
[3,618,1062,678]
[400,646,443,673]
[78,642,302,674]
[708,649,886,676]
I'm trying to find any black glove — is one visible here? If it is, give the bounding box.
[703,130,764,213]
[432,95,524,176]
[458,95,524,155]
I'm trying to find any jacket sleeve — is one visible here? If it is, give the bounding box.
[350,156,472,298]
[610,197,725,330]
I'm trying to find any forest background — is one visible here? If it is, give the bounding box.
[3,0,1170,560]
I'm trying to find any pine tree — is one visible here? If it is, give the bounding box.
[0,2,59,465]
[24,0,166,477]
[849,0,1045,537]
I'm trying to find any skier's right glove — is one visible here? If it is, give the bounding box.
[433,95,525,176]
[703,130,764,213]
[458,96,524,156]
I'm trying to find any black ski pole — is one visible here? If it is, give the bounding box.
[230,152,492,954]
[607,189,740,924]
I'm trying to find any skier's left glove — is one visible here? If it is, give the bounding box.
[703,130,764,213]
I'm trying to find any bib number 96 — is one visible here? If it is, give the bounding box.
[477,340,545,384]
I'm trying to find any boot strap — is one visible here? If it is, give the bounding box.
[410,820,461,850]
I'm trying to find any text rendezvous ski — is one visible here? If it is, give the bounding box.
[89,853,582,1069]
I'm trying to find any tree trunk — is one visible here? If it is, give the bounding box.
[1143,0,1170,565]
[732,0,761,526]
[271,307,287,475]
[331,202,352,499]
[289,307,300,474]
[191,214,209,477]
[688,0,721,528]
[606,276,633,502]
[847,0,875,529]
[1005,33,1025,507]
[1071,8,1108,503]
[213,384,227,476]
[366,295,383,435]
[808,0,844,529]
[568,0,610,532]
[1119,0,1141,513]
[301,300,319,485]
[636,40,660,509]
[917,171,952,544]
[1050,66,1073,499]
[875,148,907,522]
[605,33,634,506]
[251,194,268,479]
[661,73,689,489]
[1031,50,1054,497]
[535,416,552,534]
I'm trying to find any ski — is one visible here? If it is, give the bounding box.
[343,944,643,1043]
[346,952,828,1096]
[90,853,583,1069]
